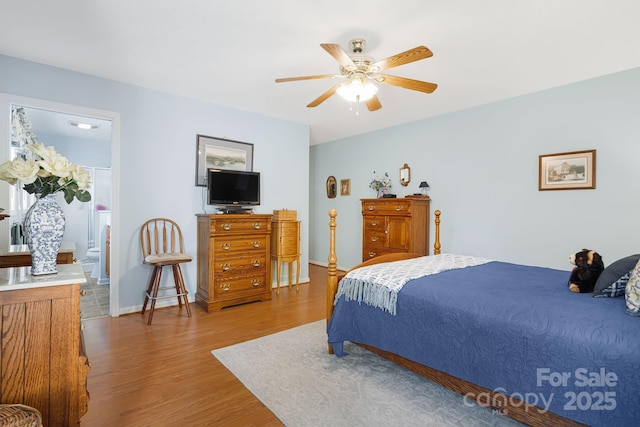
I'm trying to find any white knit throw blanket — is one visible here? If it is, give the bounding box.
[335,253,492,315]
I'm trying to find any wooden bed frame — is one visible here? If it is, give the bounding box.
[326,209,583,427]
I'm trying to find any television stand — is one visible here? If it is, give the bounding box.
[217,207,253,214]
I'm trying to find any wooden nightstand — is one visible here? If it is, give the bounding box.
[270,220,301,295]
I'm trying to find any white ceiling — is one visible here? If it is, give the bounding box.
[1,1,639,145]
[18,107,112,143]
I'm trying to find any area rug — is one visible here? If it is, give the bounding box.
[212,320,523,426]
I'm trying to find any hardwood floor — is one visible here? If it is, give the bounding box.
[81,264,330,426]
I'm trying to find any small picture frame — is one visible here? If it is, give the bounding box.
[326,176,337,198]
[196,134,253,186]
[538,149,596,191]
[340,179,351,196]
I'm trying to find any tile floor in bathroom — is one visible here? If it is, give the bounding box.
[80,271,110,319]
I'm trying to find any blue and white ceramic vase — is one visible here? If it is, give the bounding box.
[23,194,65,275]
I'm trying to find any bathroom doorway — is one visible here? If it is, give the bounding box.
[1,95,119,318]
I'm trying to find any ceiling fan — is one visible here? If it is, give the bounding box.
[275,38,438,112]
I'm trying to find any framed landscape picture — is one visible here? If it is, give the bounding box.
[538,149,596,191]
[196,134,253,186]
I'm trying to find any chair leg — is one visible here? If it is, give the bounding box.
[147,266,163,325]
[171,265,183,308]
[141,265,160,315]
[173,264,192,318]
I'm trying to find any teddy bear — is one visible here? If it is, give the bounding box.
[568,249,604,293]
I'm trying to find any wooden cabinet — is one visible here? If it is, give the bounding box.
[0,243,75,268]
[270,220,301,294]
[0,264,90,427]
[196,214,273,312]
[361,197,430,261]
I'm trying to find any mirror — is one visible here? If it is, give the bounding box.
[8,105,112,258]
[399,163,410,186]
[2,95,118,315]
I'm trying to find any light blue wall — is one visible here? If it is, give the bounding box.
[0,54,310,313]
[310,67,640,271]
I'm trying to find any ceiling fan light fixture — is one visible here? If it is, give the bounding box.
[336,78,378,103]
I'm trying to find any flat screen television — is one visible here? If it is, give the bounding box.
[207,169,260,208]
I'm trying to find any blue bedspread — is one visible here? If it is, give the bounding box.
[327,261,640,426]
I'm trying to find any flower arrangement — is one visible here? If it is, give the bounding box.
[369,171,392,191]
[0,143,91,204]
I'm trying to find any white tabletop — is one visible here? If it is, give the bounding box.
[0,263,86,292]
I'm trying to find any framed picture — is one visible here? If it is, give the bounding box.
[538,149,596,191]
[340,179,351,196]
[326,176,337,198]
[195,134,253,186]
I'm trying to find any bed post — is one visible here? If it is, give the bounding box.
[327,209,338,354]
[433,210,441,255]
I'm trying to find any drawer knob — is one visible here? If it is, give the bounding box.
[251,260,261,267]
[371,221,378,226]
[368,251,377,258]
[221,263,231,271]
[251,279,260,287]
[253,223,262,229]
[395,206,403,211]
[219,283,231,291]
[252,241,262,248]
[80,289,87,297]
[367,205,375,211]
[371,236,379,242]
[221,243,231,250]
[222,223,232,231]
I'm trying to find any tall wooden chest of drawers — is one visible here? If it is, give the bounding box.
[196,214,272,312]
[361,197,430,261]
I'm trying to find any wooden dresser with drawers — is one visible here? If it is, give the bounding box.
[196,214,272,312]
[361,197,430,261]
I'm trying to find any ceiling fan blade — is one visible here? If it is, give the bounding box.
[321,43,356,68]
[372,46,433,72]
[377,74,438,93]
[307,84,340,108]
[365,95,382,111]
[275,74,337,83]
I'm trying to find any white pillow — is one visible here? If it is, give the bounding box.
[625,259,640,316]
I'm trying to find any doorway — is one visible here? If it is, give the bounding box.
[0,94,120,317]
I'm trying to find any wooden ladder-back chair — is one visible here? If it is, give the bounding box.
[140,218,192,325]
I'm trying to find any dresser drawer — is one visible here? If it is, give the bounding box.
[276,224,299,237]
[274,240,298,256]
[277,235,298,247]
[362,200,412,216]
[212,253,267,274]
[363,230,385,245]
[214,275,267,298]
[212,236,269,253]
[210,218,270,235]
[363,246,406,260]
[363,215,385,231]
